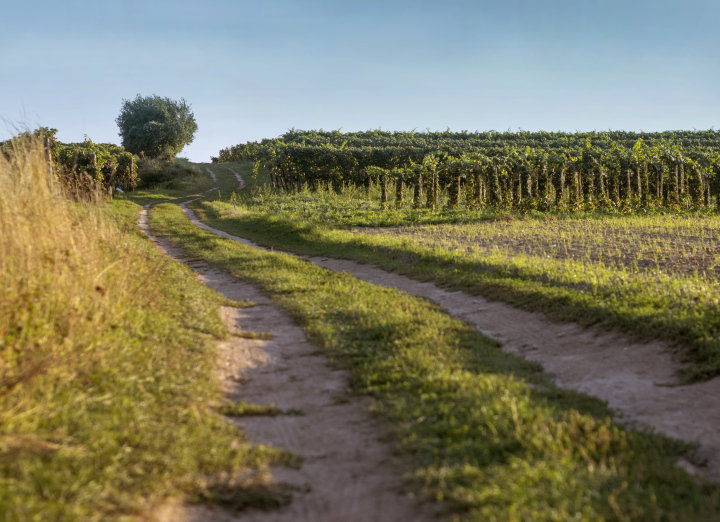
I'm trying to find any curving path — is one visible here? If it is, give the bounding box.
[142,169,435,522]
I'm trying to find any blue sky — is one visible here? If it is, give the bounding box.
[1,0,718,161]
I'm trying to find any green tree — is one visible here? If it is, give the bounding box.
[116,94,197,160]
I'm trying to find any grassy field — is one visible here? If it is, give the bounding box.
[192,163,720,382]
[149,181,720,520]
[0,145,291,521]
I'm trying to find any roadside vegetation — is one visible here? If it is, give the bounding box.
[150,192,720,520]
[0,141,290,520]
[135,156,202,189]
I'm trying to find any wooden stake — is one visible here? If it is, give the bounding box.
[43,138,53,191]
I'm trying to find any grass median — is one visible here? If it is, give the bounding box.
[151,197,720,521]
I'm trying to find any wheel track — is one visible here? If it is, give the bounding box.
[140,167,435,522]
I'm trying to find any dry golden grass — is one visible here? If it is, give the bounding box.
[0,138,121,407]
[0,139,289,520]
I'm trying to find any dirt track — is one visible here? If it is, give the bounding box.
[140,200,435,522]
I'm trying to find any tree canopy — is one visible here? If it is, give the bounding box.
[116,94,197,160]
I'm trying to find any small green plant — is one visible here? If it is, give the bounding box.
[217,402,283,417]
[236,331,274,340]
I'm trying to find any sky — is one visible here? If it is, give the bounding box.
[1,0,718,161]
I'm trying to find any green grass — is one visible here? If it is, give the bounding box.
[115,159,249,206]
[217,402,303,417]
[235,331,275,340]
[217,402,283,417]
[1,200,293,520]
[235,167,715,227]
[191,165,720,382]
[150,198,720,521]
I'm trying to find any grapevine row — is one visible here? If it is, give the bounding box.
[215,130,720,212]
[1,128,138,193]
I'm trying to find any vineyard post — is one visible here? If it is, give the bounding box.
[448,174,461,209]
[472,171,482,209]
[513,169,521,205]
[659,165,665,204]
[490,163,503,207]
[91,152,98,193]
[395,172,404,209]
[522,164,533,199]
[43,138,53,191]
[107,171,115,200]
[554,166,565,209]
[575,169,583,207]
[380,173,388,209]
[680,163,686,197]
[626,168,633,205]
[413,169,423,209]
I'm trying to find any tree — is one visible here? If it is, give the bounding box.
[116,94,197,160]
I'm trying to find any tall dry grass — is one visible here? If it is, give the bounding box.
[0,138,287,520]
[0,137,144,429]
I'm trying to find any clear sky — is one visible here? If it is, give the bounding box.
[1,0,718,161]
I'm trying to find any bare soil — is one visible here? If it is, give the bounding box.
[361,218,720,277]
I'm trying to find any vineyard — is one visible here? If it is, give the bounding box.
[214,129,720,213]
[1,127,138,193]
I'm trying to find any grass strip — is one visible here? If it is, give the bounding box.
[216,402,303,417]
[152,199,720,521]
[185,165,720,381]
